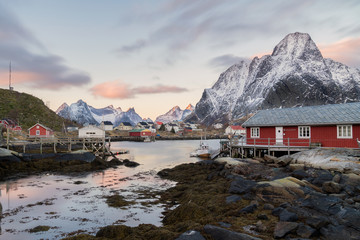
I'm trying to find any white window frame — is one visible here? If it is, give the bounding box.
[36,130,40,135]
[337,125,352,139]
[298,126,311,138]
[250,127,260,138]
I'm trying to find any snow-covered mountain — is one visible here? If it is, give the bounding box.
[155,104,194,123]
[56,100,142,126]
[192,32,360,125]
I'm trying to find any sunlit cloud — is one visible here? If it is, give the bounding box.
[90,80,188,99]
[0,3,91,90]
[319,37,360,68]
[116,39,147,55]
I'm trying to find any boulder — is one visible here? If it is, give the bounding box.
[204,224,262,240]
[291,170,309,180]
[275,156,293,167]
[288,163,305,171]
[300,194,342,214]
[263,154,277,163]
[320,224,352,240]
[336,207,360,231]
[240,204,257,214]
[0,148,21,162]
[340,173,360,187]
[226,195,242,204]
[322,181,342,194]
[279,209,298,222]
[229,176,257,194]
[273,222,298,238]
[175,230,206,240]
[312,171,334,186]
[296,224,316,238]
[263,203,274,210]
[306,216,329,229]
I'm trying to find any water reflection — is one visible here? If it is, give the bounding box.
[0,139,220,240]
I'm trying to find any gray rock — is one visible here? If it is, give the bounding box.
[312,170,333,186]
[306,216,329,229]
[289,163,305,171]
[291,170,309,180]
[296,224,316,238]
[226,195,242,204]
[257,214,269,220]
[175,230,206,240]
[275,156,293,167]
[263,154,277,163]
[204,224,262,240]
[340,173,360,187]
[229,176,257,194]
[320,224,352,240]
[218,222,232,228]
[274,221,299,238]
[263,203,275,210]
[332,174,341,183]
[240,204,257,214]
[300,194,341,214]
[272,207,285,217]
[279,209,298,222]
[322,181,342,194]
[336,207,360,231]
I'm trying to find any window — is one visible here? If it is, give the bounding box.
[251,127,260,138]
[36,130,40,135]
[298,126,310,138]
[337,125,352,138]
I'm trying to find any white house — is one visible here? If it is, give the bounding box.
[134,122,148,129]
[115,122,133,131]
[165,123,180,133]
[79,125,105,138]
[100,121,113,131]
[225,125,246,135]
[213,123,223,129]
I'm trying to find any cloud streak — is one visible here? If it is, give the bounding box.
[319,37,360,68]
[208,54,249,70]
[90,80,188,99]
[0,3,91,89]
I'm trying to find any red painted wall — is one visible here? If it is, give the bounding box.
[129,131,152,137]
[246,125,360,148]
[29,124,47,136]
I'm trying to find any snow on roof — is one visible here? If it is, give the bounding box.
[231,125,245,130]
[28,123,53,131]
[243,102,360,127]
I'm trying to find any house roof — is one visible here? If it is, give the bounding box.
[242,102,360,127]
[129,129,151,132]
[28,123,53,131]
[138,122,148,125]
[120,122,132,126]
[230,125,245,130]
[102,121,113,125]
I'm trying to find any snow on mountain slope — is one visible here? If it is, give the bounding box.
[155,105,194,123]
[56,101,142,126]
[194,32,360,125]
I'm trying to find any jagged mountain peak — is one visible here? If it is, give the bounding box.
[56,102,69,114]
[186,104,194,111]
[194,32,360,125]
[271,32,322,61]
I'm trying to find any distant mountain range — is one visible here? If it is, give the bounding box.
[56,100,143,126]
[189,32,360,125]
[56,100,194,126]
[155,104,194,123]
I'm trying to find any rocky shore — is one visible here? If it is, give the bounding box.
[61,149,360,240]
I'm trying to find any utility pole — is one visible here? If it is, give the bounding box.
[9,61,13,91]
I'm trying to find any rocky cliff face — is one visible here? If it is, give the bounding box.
[193,32,360,125]
[155,105,194,123]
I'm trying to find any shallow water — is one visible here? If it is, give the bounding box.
[0,139,221,240]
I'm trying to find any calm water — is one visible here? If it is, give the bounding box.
[0,139,220,240]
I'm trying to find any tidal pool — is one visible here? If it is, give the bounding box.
[0,139,220,240]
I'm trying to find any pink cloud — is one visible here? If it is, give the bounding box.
[90,80,188,99]
[319,37,360,68]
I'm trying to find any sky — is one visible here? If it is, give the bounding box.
[0,0,359,120]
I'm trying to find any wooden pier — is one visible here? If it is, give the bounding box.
[4,137,128,157]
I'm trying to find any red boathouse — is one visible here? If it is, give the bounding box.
[28,123,54,138]
[242,102,360,148]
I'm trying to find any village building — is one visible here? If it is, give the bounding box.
[66,125,79,132]
[129,129,152,137]
[242,102,360,148]
[78,125,105,138]
[0,119,21,130]
[213,123,224,129]
[28,123,54,138]
[225,125,246,135]
[155,121,163,130]
[100,121,113,131]
[114,122,133,131]
[165,123,180,132]
[134,122,149,130]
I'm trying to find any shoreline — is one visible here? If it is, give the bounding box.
[61,154,360,240]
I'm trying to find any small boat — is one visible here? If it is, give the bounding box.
[190,141,211,158]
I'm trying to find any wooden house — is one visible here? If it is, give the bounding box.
[129,129,152,137]
[134,122,149,130]
[165,123,179,132]
[115,122,133,131]
[100,121,113,131]
[78,125,105,138]
[28,123,54,138]
[242,102,360,148]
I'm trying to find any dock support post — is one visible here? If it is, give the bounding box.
[287,138,290,156]
[23,143,26,153]
[83,138,85,150]
[6,128,9,150]
[253,138,256,158]
[68,138,72,152]
[40,138,43,154]
[54,139,57,153]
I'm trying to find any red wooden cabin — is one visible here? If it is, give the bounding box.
[242,102,360,148]
[28,123,54,138]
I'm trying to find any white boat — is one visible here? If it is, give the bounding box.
[190,141,211,158]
